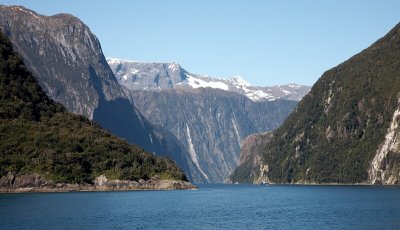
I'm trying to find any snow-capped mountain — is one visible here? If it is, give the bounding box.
[107,58,309,183]
[107,58,310,102]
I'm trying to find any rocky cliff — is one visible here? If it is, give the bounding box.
[0,30,193,191]
[227,132,273,183]
[0,5,203,181]
[248,23,400,185]
[0,6,123,118]
[109,60,307,182]
[129,89,297,182]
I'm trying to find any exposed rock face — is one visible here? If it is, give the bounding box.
[92,175,196,191]
[108,59,309,183]
[368,105,400,184]
[0,5,307,183]
[108,60,187,91]
[0,6,123,118]
[0,5,200,181]
[0,173,196,192]
[248,22,400,185]
[238,132,274,165]
[128,88,297,182]
[227,132,274,183]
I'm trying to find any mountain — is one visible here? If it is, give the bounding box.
[226,132,273,184]
[0,5,309,183]
[0,6,123,119]
[0,5,203,182]
[129,89,297,182]
[108,58,310,101]
[108,59,309,182]
[0,29,193,191]
[241,23,400,185]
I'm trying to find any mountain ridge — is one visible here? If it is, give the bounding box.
[107,58,310,102]
[234,22,400,185]
[0,29,193,191]
[110,59,305,182]
[0,5,205,182]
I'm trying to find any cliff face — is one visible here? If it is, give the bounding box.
[0,5,123,118]
[0,5,203,181]
[127,88,297,183]
[0,30,192,191]
[249,23,400,185]
[108,59,307,183]
[227,132,273,183]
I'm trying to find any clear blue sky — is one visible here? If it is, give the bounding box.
[2,1,400,86]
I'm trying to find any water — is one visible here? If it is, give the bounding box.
[1,184,400,229]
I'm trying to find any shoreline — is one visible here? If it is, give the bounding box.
[0,173,197,193]
[0,185,198,194]
[227,181,400,186]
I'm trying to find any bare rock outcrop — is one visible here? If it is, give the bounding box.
[0,173,196,193]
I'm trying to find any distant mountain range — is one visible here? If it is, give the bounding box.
[230,22,400,185]
[108,59,310,182]
[108,58,310,101]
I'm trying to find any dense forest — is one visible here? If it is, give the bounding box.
[0,31,187,184]
[258,23,400,184]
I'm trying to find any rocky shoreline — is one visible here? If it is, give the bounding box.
[0,173,197,193]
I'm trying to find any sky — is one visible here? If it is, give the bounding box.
[2,1,400,86]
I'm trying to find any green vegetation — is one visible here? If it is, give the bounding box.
[229,132,273,183]
[0,31,187,184]
[230,158,259,183]
[259,23,400,184]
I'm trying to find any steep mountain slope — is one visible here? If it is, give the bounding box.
[251,23,400,185]
[0,30,189,189]
[0,5,203,182]
[109,60,306,182]
[0,6,122,118]
[227,132,273,184]
[129,88,296,182]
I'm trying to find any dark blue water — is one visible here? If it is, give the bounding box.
[1,184,400,229]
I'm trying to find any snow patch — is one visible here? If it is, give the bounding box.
[130,69,139,75]
[287,84,301,89]
[168,62,180,71]
[185,74,229,91]
[228,76,251,87]
[281,89,292,95]
[245,90,275,101]
[107,57,139,65]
